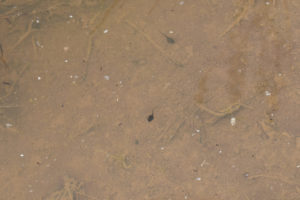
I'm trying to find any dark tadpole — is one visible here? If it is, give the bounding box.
[161,32,175,44]
[147,111,154,122]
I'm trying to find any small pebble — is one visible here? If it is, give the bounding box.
[265,1,270,5]
[37,76,41,80]
[69,15,73,18]
[104,75,110,80]
[36,41,44,48]
[265,91,271,96]
[63,46,69,52]
[169,30,174,34]
[230,117,236,126]
[5,123,13,128]
[179,1,184,5]
[296,165,300,168]
[195,177,201,181]
[20,153,24,158]
[103,29,109,34]
[64,59,69,63]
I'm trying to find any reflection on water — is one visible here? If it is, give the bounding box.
[1,0,300,199]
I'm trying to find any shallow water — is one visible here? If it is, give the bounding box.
[0,0,300,199]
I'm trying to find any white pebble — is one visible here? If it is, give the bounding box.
[103,29,109,34]
[69,14,73,18]
[169,30,174,34]
[36,19,40,23]
[37,76,41,80]
[160,147,165,150]
[265,1,270,5]
[104,75,110,80]
[20,153,24,157]
[36,41,44,48]
[218,150,222,154]
[296,165,300,168]
[196,129,200,133]
[195,177,201,181]
[179,1,184,5]
[230,117,236,126]
[64,59,69,63]
[265,91,271,96]
[5,123,13,128]
[63,46,69,52]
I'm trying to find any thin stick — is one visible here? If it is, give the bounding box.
[0,44,9,69]
[219,0,254,37]
[148,0,160,15]
[9,20,33,52]
[125,20,183,67]
[31,36,37,59]
[248,174,300,186]
[89,0,120,36]
[0,105,19,108]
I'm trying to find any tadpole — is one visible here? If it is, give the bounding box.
[161,32,175,44]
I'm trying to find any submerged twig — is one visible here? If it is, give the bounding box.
[197,101,252,117]
[248,174,300,186]
[148,0,160,15]
[125,20,183,67]
[0,44,9,69]
[89,0,120,36]
[219,0,254,37]
[9,20,33,52]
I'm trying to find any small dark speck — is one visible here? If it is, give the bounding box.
[135,140,139,145]
[147,113,154,122]
[2,81,11,85]
[161,33,175,44]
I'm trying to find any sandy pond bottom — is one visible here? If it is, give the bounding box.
[0,0,300,199]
